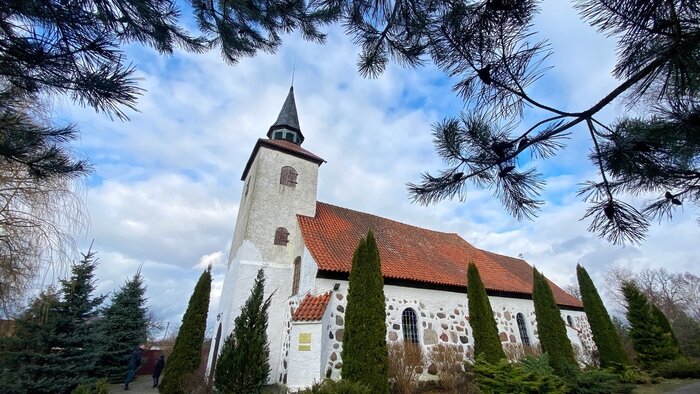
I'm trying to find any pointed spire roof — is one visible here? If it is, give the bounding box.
[267,87,304,144]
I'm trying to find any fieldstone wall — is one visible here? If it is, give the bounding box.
[286,280,597,387]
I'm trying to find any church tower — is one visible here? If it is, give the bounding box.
[206,87,325,382]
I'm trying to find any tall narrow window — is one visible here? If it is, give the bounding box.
[274,227,289,246]
[516,313,531,346]
[280,166,298,187]
[292,257,301,295]
[402,308,419,344]
[567,315,574,327]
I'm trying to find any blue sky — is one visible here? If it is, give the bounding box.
[42,1,699,338]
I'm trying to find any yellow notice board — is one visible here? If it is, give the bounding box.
[299,333,312,343]
[299,332,312,351]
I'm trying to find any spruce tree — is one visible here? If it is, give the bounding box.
[576,264,629,367]
[0,250,104,393]
[96,272,149,382]
[467,262,506,363]
[623,282,678,370]
[532,268,576,374]
[0,289,60,393]
[159,267,212,394]
[342,231,390,394]
[215,268,271,393]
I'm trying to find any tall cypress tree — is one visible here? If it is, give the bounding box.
[467,262,505,363]
[532,268,576,374]
[623,282,678,369]
[159,267,212,394]
[576,264,629,367]
[0,250,105,394]
[650,304,683,357]
[215,268,271,393]
[96,272,149,382]
[342,231,389,394]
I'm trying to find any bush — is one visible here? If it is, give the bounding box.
[502,343,541,363]
[559,364,633,394]
[70,379,109,394]
[388,341,423,394]
[298,379,373,394]
[428,344,469,393]
[655,358,700,379]
[473,353,568,394]
[608,363,652,384]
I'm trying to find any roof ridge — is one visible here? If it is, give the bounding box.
[311,201,462,237]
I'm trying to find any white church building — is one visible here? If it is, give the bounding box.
[206,87,595,390]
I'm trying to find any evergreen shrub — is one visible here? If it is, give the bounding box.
[559,365,633,394]
[215,268,271,394]
[298,379,372,394]
[577,265,629,367]
[532,268,577,374]
[655,358,700,379]
[70,379,109,394]
[473,353,568,394]
[467,263,506,364]
[159,268,212,394]
[342,231,390,393]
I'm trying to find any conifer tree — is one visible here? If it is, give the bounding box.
[576,264,629,367]
[342,231,390,394]
[467,262,505,363]
[532,268,576,374]
[623,282,679,369]
[215,268,271,393]
[650,304,683,357]
[159,267,212,394]
[0,289,60,393]
[96,272,149,382]
[0,250,105,393]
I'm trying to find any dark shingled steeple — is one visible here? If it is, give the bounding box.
[267,86,304,145]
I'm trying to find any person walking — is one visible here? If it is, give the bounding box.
[124,345,143,390]
[152,354,165,388]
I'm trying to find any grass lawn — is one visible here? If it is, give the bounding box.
[633,379,700,394]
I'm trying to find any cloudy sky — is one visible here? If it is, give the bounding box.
[46,1,698,337]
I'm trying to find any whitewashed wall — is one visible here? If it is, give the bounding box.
[287,321,323,390]
[206,143,322,382]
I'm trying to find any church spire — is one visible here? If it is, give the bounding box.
[267,86,304,145]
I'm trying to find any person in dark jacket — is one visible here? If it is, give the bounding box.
[124,345,143,390]
[152,354,165,388]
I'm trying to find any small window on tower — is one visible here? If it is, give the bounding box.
[274,131,284,139]
[274,227,289,246]
[292,257,301,295]
[280,166,298,187]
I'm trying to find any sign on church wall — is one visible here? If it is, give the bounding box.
[298,332,312,351]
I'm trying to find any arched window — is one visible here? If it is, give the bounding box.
[402,308,419,344]
[516,313,531,346]
[567,315,574,327]
[274,227,289,246]
[280,166,298,187]
[292,257,301,295]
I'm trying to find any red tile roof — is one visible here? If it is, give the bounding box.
[241,139,325,180]
[298,202,582,309]
[479,250,582,308]
[293,292,332,321]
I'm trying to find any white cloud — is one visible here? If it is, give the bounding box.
[41,2,699,335]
